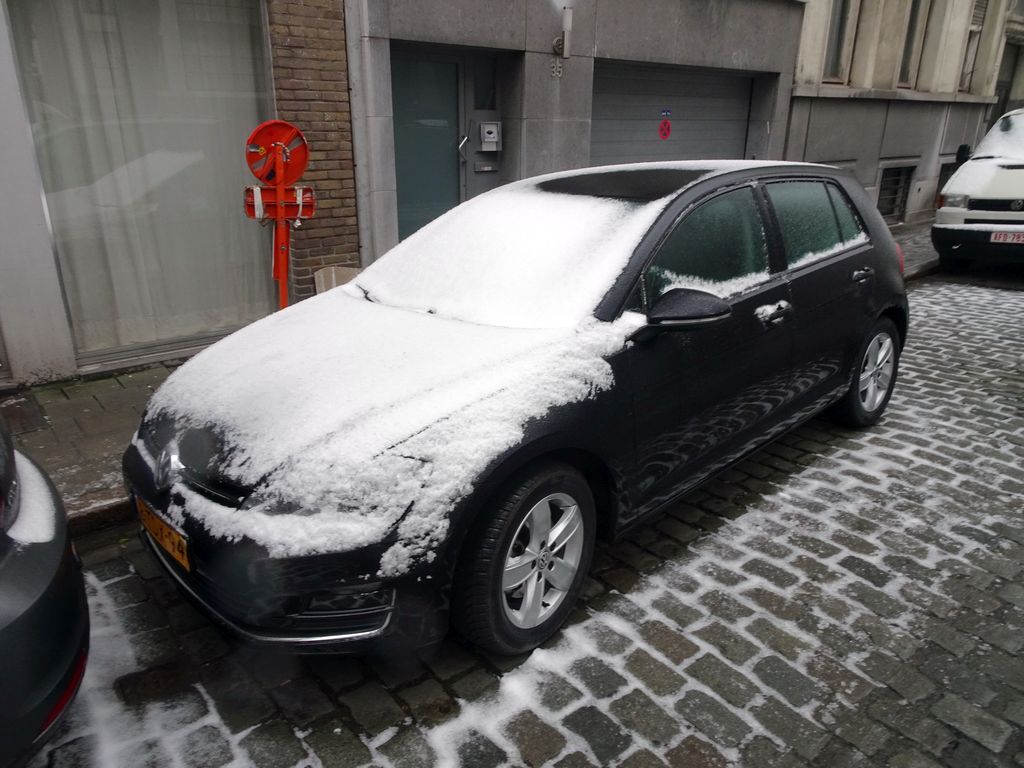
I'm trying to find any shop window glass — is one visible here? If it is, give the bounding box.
[7,0,275,355]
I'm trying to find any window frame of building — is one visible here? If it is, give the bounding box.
[960,0,990,91]
[961,27,983,91]
[898,0,933,88]
[877,165,916,224]
[822,0,862,83]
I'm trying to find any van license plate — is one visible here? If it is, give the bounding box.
[137,497,190,571]
[990,232,1024,243]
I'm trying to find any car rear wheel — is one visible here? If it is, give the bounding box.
[453,463,595,655]
[830,317,900,428]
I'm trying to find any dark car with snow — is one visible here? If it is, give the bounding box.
[0,419,89,766]
[123,161,907,655]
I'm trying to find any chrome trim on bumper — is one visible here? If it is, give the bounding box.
[143,532,393,646]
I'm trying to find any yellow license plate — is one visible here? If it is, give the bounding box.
[137,497,190,572]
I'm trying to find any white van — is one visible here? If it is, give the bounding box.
[932,108,1024,268]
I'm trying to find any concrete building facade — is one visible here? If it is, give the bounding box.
[785,0,1012,224]
[346,0,805,262]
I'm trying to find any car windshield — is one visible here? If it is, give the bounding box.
[973,113,1024,159]
[345,169,706,329]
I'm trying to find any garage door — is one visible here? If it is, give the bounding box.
[591,61,753,165]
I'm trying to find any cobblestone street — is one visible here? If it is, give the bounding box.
[29,273,1024,768]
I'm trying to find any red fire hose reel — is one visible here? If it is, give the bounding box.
[243,120,316,309]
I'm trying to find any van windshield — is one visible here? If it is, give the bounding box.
[973,114,1024,160]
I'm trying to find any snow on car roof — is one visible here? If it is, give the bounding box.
[345,161,825,330]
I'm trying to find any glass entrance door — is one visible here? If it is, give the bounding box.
[391,50,463,240]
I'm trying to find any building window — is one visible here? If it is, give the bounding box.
[899,0,932,87]
[961,0,988,91]
[6,0,275,357]
[877,166,914,224]
[823,0,860,82]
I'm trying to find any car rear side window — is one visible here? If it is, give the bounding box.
[643,186,769,304]
[827,183,864,242]
[767,180,864,269]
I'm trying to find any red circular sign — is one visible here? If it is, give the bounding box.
[245,120,309,185]
[658,119,672,140]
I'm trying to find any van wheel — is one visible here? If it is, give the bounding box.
[830,318,900,428]
[453,463,595,655]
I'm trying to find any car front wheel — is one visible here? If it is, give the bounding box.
[830,317,901,428]
[454,463,596,655]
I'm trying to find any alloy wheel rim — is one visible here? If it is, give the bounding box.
[858,331,895,412]
[501,492,584,630]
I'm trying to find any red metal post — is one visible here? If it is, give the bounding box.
[244,121,315,310]
[273,142,289,309]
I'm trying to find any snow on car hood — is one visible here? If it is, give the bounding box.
[943,156,1024,199]
[147,289,645,575]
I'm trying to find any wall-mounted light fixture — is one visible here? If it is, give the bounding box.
[553,7,573,59]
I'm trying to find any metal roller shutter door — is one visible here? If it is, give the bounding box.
[590,61,753,165]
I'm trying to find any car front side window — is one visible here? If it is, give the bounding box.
[767,180,866,269]
[642,186,770,307]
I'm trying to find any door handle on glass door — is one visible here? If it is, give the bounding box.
[755,300,793,325]
[852,267,874,283]
[457,135,468,162]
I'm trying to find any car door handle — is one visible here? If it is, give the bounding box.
[755,300,793,325]
[852,267,874,283]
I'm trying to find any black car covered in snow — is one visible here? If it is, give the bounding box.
[123,161,908,655]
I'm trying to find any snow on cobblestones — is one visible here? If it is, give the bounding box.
[405,281,1024,766]
[33,280,1024,767]
[28,572,255,768]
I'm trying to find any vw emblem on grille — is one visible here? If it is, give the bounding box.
[1012,200,1024,211]
[155,449,181,491]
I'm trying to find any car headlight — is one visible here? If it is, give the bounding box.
[939,194,968,209]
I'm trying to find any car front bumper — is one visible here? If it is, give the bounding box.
[0,453,90,767]
[932,225,1024,262]
[123,442,451,653]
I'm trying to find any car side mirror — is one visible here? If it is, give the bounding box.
[631,288,731,342]
[649,287,731,327]
[956,143,971,165]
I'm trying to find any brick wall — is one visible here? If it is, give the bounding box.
[266,0,359,300]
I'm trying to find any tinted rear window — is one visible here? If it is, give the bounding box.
[827,183,864,241]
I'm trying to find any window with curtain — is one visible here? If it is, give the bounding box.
[7,0,275,356]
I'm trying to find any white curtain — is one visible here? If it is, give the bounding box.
[7,0,275,354]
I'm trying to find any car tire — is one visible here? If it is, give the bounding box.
[830,317,901,428]
[453,462,596,655]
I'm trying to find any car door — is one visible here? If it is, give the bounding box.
[624,185,796,523]
[762,179,876,406]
